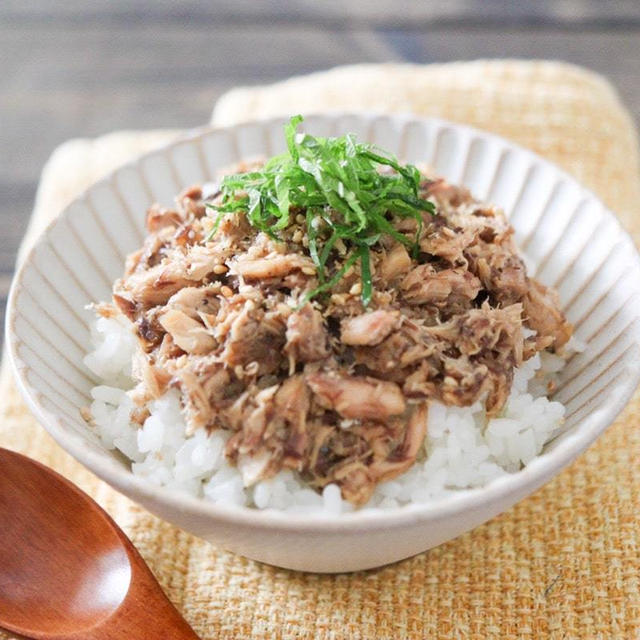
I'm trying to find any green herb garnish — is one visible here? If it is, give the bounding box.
[205,115,435,306]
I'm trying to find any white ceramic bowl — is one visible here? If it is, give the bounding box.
[7,114,640,572]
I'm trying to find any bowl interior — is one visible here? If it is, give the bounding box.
[8,113,640,524]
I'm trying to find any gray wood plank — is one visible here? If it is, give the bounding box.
[3,0,640,27]
[3,24,638,187]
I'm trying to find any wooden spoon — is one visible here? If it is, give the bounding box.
[0,448,200,639]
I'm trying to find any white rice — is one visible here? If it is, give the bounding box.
[84,314,568,515]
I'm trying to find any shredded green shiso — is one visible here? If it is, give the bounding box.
[205,115,435,306]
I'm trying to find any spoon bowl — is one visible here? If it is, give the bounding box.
[0,448,199,640]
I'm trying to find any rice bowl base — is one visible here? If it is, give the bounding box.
[85,313,567,515]
[7,113,640,571]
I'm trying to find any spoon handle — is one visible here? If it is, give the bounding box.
[90,508,202,640]
[102,565,201,639]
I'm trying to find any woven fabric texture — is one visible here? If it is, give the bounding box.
[2,60,640,639]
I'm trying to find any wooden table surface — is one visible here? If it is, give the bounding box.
[2,1,640,346]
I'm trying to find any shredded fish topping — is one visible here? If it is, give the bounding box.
[97,125,573,506]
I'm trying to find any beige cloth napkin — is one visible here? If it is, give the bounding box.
[2,60,640,639]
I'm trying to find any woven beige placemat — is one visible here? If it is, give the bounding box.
[2,60,640,639]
